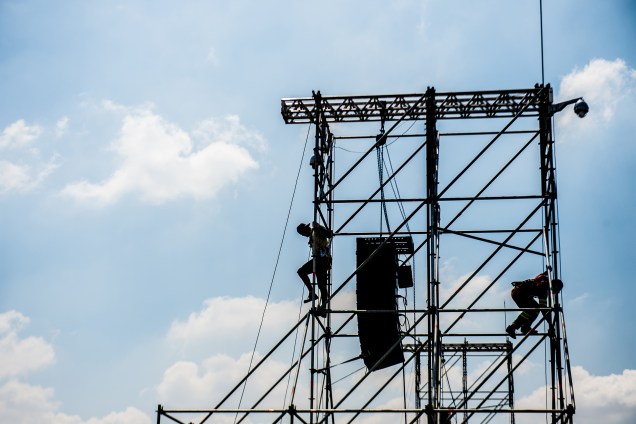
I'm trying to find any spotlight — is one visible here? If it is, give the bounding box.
[573,99,589,118]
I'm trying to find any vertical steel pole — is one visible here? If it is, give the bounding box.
[310,90,322,424]
[324,120,335,424]
[539,85,566,423]
[462,340,468,424]
[312,92,334,424]
[416,349,422,414]
[425,87,441,423]
[538,85,556,424]
[507,342,516,424]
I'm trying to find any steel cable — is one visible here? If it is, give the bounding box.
[233,123,312,421]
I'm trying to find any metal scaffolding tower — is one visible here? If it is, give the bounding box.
[157,85,576,424]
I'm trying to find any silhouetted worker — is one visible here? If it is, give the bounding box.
[506,271,563,339]
[297,222,332,306]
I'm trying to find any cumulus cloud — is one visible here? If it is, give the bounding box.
[0,120,58,194]
[166,294,361,355]
[0,311,55,378]
[157,352,291,411]
[81,407,151,424]
[192,115,265,151]
[438,271,510,334]
[440,272,501,307]
[166,296,302,360]
[0,159,58,194]
[62,103,263,205]
[556,58,636,138]
[0,119,42,149]
[161,295,366,414]
[0,380,150,424]
[516,366,636,424]
[0,311,151,424]
[0,161,32,194]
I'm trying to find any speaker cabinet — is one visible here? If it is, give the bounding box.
[356,238,404,371]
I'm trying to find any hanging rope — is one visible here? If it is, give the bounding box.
[377,143,391,234]
[384,148,412,235]
[233,123,312,420]
[383,143,419,355]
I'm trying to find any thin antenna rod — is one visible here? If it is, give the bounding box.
[540,0,545,84]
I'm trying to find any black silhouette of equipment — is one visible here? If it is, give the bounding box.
[355,237,413,371]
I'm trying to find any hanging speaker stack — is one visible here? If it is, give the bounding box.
[355,237,412,371]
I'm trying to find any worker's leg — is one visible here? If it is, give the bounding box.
[315,256,330,305]
[298,260,317,302]
[510,288,540,332]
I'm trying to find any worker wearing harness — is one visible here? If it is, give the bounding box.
[297,222,332,306]
[506,271,563,339]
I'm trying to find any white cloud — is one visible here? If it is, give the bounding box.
[556,58,636,137]
[167,296,298,350]
[0,158,58,194]
[0,380,150,424]
[438,272,509,333]
[0,311,55,378]
[62,103,263,205]
[82,407,151,424]
[0,119,59,194]
[162,295,363,413]
[0,380,70,424]
[55,117,69,138]
[516,366,636,424]
[157,352,290,410]
[440,272,501,307]
[0,311,151,424]
[0,161,32,194]
[192,115,265,151]
[0,120,42,149]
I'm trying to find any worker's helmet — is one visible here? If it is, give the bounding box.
[551,278,563,294]
[297,223,311,237]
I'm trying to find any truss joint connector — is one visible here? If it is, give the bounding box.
[311,367,328,376]
[424,403,434,416]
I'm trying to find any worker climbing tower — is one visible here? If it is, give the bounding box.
[157,85,580,423]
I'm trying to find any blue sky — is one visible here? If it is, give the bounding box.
[1,1,635,423]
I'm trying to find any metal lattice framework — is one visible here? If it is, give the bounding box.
[281,89,543,123]
[158,85,576,424]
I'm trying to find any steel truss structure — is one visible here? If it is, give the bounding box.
[157,85,576,424]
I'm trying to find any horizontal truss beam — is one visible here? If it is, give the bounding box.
[159,407,570,414]
[281,88,545,124]
[404,343,511,353]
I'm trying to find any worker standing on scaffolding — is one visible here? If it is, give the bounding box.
[296,221,332,307]
[506,271,563,339]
